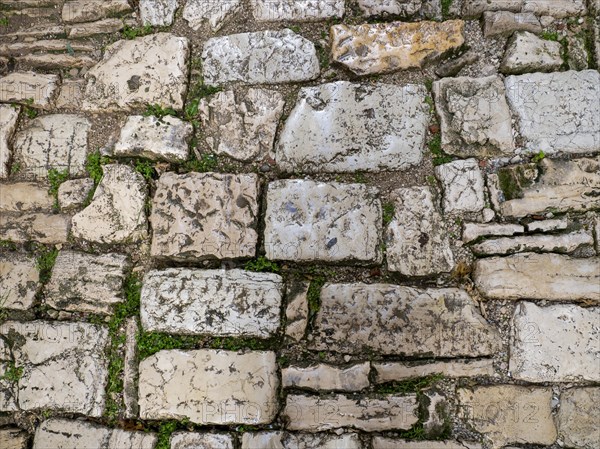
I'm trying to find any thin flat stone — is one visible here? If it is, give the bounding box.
[0,212,70,244]
[282,363,370,391]
[374,440,482,449]
[527,218,568,232]
[170,433,234,449]
[557,388,600,449]
[250,0,345,21]
[0,428,28,449]
[241,432,363,449]
[462,222,524,243]
[0,182,53,212]
[483,11,542,37]
[0,105,19,178]
[123,317,139,419]
[0,253,39,310]
[471,230,594,255]
[15,54,98,70]
[62,0,131,23]
[522,0,586,18]
[373,360,495,383]
[67,18,125,39]
[0,72,59,109]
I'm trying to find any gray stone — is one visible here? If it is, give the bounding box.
[0,72,59,109]
[282,363,370,391]
[250,0,345,21]
[285,282,309,341]
[264,180,381,262]
[114,115,192,163]
[16,54,98,70]
[357,0,421,16]
[67,18,125,39]
[55,79,85,110]
[500,31,562,75]
[0,253,39,310]
[505,70,600,155]
[139,350,278,424]
[463,0,524,17]
[423,390,449,437]
[242,432,363,449]
[385,186,454,276]
[435,159,485,214]
[57,178,94,211]
[140,0,179,26]
[277,81,429,173]
[522,0,586,18]
[202,29,319,86]
[170,432,234,449]
[567,35,589,71]
[0,105,19,179]
[557,388,600,449]
[527,218,568,233]
[141,268,283,337]
[150,172,259,261]
[183,0,241,31]
[373,359,495,383]
[0,213,70,244]
[62,0,131,23]
[310,283,500,357]
[462,222,524,243]
[435,50,479,77]
[0,182,53,212]
[483,11,542,37]
[471,230,594,255]
[199,89,284,161]
[474,253,600,302]
[72,164,147,244]
[0,428,28,449]
[433,75,514,157]
[374,440,481,449]
[123,317,139,419]
[510,302,600,382]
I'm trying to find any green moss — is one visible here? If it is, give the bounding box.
[497,164,537,201]
[122,24,153,40]
[9,162,21,175]
[134,159,155,181]
[156,421,178,449]
[0,361,23,382]
[23,98,38,119]
[306,268,332,315]
[36,247,58,284]
[428,134,453,166]
[441,0,453,19]
[209,336,278,351]
[137,332,199,360]
[376,373,444,394]
[0,16,9,26]
[541,31,559,41]
[47,168,70,210]
[86,151,110,185]
[144,104,177,120]
[182,153,218,173]
[354,172,367,183]
[382,202,395,226]
[531,150,546,163]
[245,256,281,273]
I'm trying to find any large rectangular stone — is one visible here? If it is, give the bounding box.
[251,0,344,21]
[557,388,600,449]
[141,268,283,337]
[374,359,495,383]
[0,212,70,244]
[0,72,59,109]
[242,432,363,449]
[374,439,482,449]
[0,253,39,310]
[0,182,53,212]
[282,363,370,392]
[471,230,594,255]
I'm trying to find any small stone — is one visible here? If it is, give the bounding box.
[386,186,454,276]
[567,35,589,70]
[330,20,464,75]
[435,159,485,214]
[71,164,148,244]
[374,439,481,449]
[282,363,370,391]
[114,115,192,163]
[0,213,70,244]
[557,388,600,449]
[0,72,59,109]
[373,359,495,383]
[140,0,179,26]
[62,0,131,23]
[522,0,586,18]
[250,0,345,21]
[123,317,139,419]
[462,223,524,243]
[0,182,53,212]
[357,0,421,16]
[471,230,594,256]
[67,18,125,39]
[500,31,562,74]
[264,180,381,262]
[0,105,19,178]
[55,79,85,109]
[199,89,285,161]
[527,218,568,232]
[57,178,94,211]
[150,172,259,261]
[0,253,39,310]
[0,428,28,449]
[463,0,524,17]
[423,390,449,437]
[202,29,319,86]
[435,50,479,77]
[482,208,495,222]
[483,11,542,37]
[170,432,234,449]
[285,281,309,341]
[183,0,241,31]
[510,302,600,382]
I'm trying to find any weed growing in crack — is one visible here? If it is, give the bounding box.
[0,361,23,382]
[144,104,177,120]
[382,202,395,226]
[122,24,153,40]
[245,256,281,274]
[428,134,453,166]
[36,247,58,284]
[47,168,70,210]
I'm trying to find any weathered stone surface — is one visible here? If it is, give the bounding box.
[139,350,278,424]
[0,72,59,109]
[0,105,19,178]
[277,81,428,173]
[264,180,381,262]
[170,432,234,449]
[62,0,131,23]
[150,172,259,260]
[83,33,189,112]
[45,251,130,314]
[527,218,568,233]
[0,253,39,310]
[474,253,599,302]
[16,54,98,70]
[0,213,70,244]
[123,317,139,419]
[251,0,345,21]
[141,268,283,337]
[471,230,594,255]
[374,359,495,383]
[285,282,309,341]
[57,178,94,211]
[202,30,319,86]
[283,394,418,431]
[567,35,589,71]
[457,386,556,448]
[331,20,464,75]
[500,31,562,74]
[386,186,454,276]
[310,284,500,356]
[505,70,600,154]
[433,75,514,157]
[435,159,485,214]
[558,388,600,449]
[462,222,524,243]
[33,419,157,449]
[0,182,53,212]
[13,114,90,178]
[522,0,586,18]
[483,11,542,37]
[357,0,421,16]
[55,79,85,109]
[140,0,179,26]
[183,0,241,31]
[463,0,524,17]
[242,432,363,449]
[510,302,600,382]
[199,89,285,161]
[0,40,95,55]
[282,363,370,391]
[0,428,28,449]
[72,164,147,244]
[374,439,482,449]
[435,50,479,78]
[114,115,192,162]
[0,321,109,416]
[67,18,125,39]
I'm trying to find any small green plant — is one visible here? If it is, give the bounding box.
[9,162,21,175]
[289,25,301,33]
[86,151,110,185]
[317,44,330,70]
[183,153,218,173]
[382,202,395,226]
[426,175,437,186]
[354,172,367,183]
[134,159,155,181]
[424,95,435,113]
[47,168,70,210]
[541,31,559,41]
[0,240,16,251]
[138,332,198,360]
[23,98,38,119]
[122,24,153,40]
[0,16,9,27]
[306,268,333,315]
[441,0,453,19]
[144,104,177,120]
[0,362,23,382]
[156,421,178,449]
[531,150,546,163]
[36,247,58,284]
[377,373,444,394]
[428,134,453,166]
[245,256,281,273]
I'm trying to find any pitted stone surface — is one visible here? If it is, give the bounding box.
[0,105,19,178]
[250,0,345,21]
[462,222,524,243]
[500,31,562,74]
[170,432,234,449]
[471,230,594,255]
[83,33,189,112]
[141,268,283,337]
[277,81,429,173]
[202,30,320,86]
[0,72,59,109]
[72,164,147,244]
[385,186,454,276]
[374,359,495,383]
[264,180,381,262]
[505,70,600,154]
[483,11,541,37]
[435,159,485,214]
[557,388,600,449]
[357,0,421,16]
[527,218,568,233]
[140,0,179,26]
[433,75,514,157]
[0,212,70,244]
[0,321,109,416]
[282,363,370,391]
[0,182,53,212]
[510,302,600,382]
[241,432,363,449]
[183,0,241,31]
[0,253,39,310]
[310,284,500,356]
[150,172,259,261]
[139,350,278,424]
[62,0,131,23]
[114,115,192,163]
[57,178,94,211]
[199,89,285,161]
[331,20,464,75]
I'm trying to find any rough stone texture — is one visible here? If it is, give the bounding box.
[435,159,485,214]
[0,182,53,212]
[32,419,156,449]
[505,70,600,154]
[435,50,479,78]
[183,0,241,31]
[374,359,495,383]
[357,0,421,16]
[264,180,381,262]
[474,253,599,302]
[72,164,147,244]
[67,18,125,39]
[57,178,94,211]
[202,30,320,86]
[374,440,482,449]
[0,105,19,178]
[283,394,418,431]
[199,89,285,161]
[522,0,587,18]
[285,282,309,341]
[139,350,278,424]
[0,321,109,416]
[13,114,90,178]
[462,222,524,243]
[463,0,524,16]
[282,363,370,391]
[123,317,139,419]
[45,251,130,314]
[55,79,84,109]
[0,253,39,310]
[557,388,600,449]
[277,81,429,173]
[251,0,345,21]
[83,33,189,112]
[385,186,454,276]
[457,386,557,448]
[510,302,600,382]
[150,172,259,261]
[141,268,283,337]
[0,72,59,109]
[140,0,179,26]
[62,0,131,23]
[310,284,500,356]
[114,115,192,162]
[0,212,70,244]
[170,432,234,449]
[567,35,589,70]
[483,11,541,37]
[471,230,594,255]
[242,432,363,449]
[500,31,562,74]
[331,20,464,75]
[527,218,568,233]
[433,75,514,157]
[0,429,28,449]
